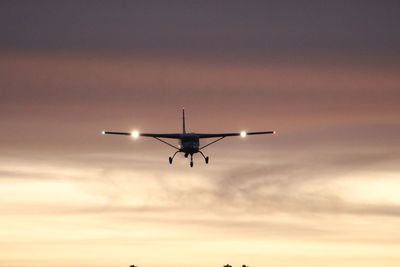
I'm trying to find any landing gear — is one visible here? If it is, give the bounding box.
[199,151,209,164]
[169,150,209,167]
[168,150,180,164]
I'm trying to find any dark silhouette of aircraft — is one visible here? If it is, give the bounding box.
[102,108,275,167]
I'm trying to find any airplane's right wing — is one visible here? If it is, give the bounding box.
[197,131,275,139]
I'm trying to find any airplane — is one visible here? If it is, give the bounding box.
[101,108,275,167]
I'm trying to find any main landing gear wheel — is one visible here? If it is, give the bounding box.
[198,151,209,164]
[190,161,193,168]
[169,150,179,165]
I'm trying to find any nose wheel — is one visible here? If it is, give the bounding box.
[190,154,194,167]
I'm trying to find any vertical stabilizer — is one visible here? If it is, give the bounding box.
[182,108,186,134]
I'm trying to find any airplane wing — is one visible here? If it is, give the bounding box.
[102,131,182,139]
[197,131,275,139]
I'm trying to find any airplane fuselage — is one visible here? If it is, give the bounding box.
[179,134,200,155]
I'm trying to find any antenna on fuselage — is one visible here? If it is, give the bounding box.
[182,107,186,134]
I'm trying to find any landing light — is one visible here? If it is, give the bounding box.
[131,130,140,138]
[240,131,247,137]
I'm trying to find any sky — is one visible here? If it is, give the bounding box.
[1,1,400,267]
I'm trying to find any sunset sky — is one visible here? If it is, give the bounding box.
[1,1,400,267]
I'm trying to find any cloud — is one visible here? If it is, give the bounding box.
[2,145,399,219]
[205,150,400,217]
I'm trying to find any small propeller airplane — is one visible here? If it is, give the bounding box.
[101,108,275,167]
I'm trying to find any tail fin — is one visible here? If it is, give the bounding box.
[182,107,186,134]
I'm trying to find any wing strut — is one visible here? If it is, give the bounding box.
[153,137,180,150]
[199,136,226,150]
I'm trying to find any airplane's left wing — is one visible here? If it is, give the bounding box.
[102,131,182,139]
[197,131,275,139]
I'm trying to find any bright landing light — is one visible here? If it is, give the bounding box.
[240,131,247,137]
[131,130,140,138]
